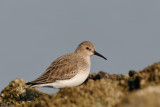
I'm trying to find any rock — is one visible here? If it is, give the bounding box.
[17,79,124,107]
[1,61,160,107]
[117,86,160,107]
[0,78,46,106]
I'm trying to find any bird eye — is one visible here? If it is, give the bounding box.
[86,47,91,51]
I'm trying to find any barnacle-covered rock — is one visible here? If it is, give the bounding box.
[17,78,124,107]
[128,62,160,91]
[0,78,45,106]
[0,78,27,105]
[88,71,128,81]
[1,61,160,107]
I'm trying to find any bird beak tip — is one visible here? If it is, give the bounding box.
[94,51,107,60]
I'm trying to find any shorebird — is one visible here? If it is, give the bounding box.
[26,41,107,88]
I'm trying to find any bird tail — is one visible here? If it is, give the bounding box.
[26,82,53,88]
[26,82,40,87]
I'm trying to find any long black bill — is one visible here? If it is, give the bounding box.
[94,51,107,60]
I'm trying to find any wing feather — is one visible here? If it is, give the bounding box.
[28,53,87,85]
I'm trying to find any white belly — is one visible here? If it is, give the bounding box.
[40,67,90,88]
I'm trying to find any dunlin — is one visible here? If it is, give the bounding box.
[26,41,107,88]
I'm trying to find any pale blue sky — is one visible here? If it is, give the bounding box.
[0,0,160,93]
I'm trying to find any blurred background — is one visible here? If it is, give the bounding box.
[0,0,160,93]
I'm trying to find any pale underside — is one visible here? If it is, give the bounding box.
[29,53,90,88]
[32,67,90,88]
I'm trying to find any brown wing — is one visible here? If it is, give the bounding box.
[28,53,86,84]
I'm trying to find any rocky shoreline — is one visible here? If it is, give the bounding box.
[1,62,160,107]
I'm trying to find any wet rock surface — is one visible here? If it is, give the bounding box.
[1,62,160,107]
